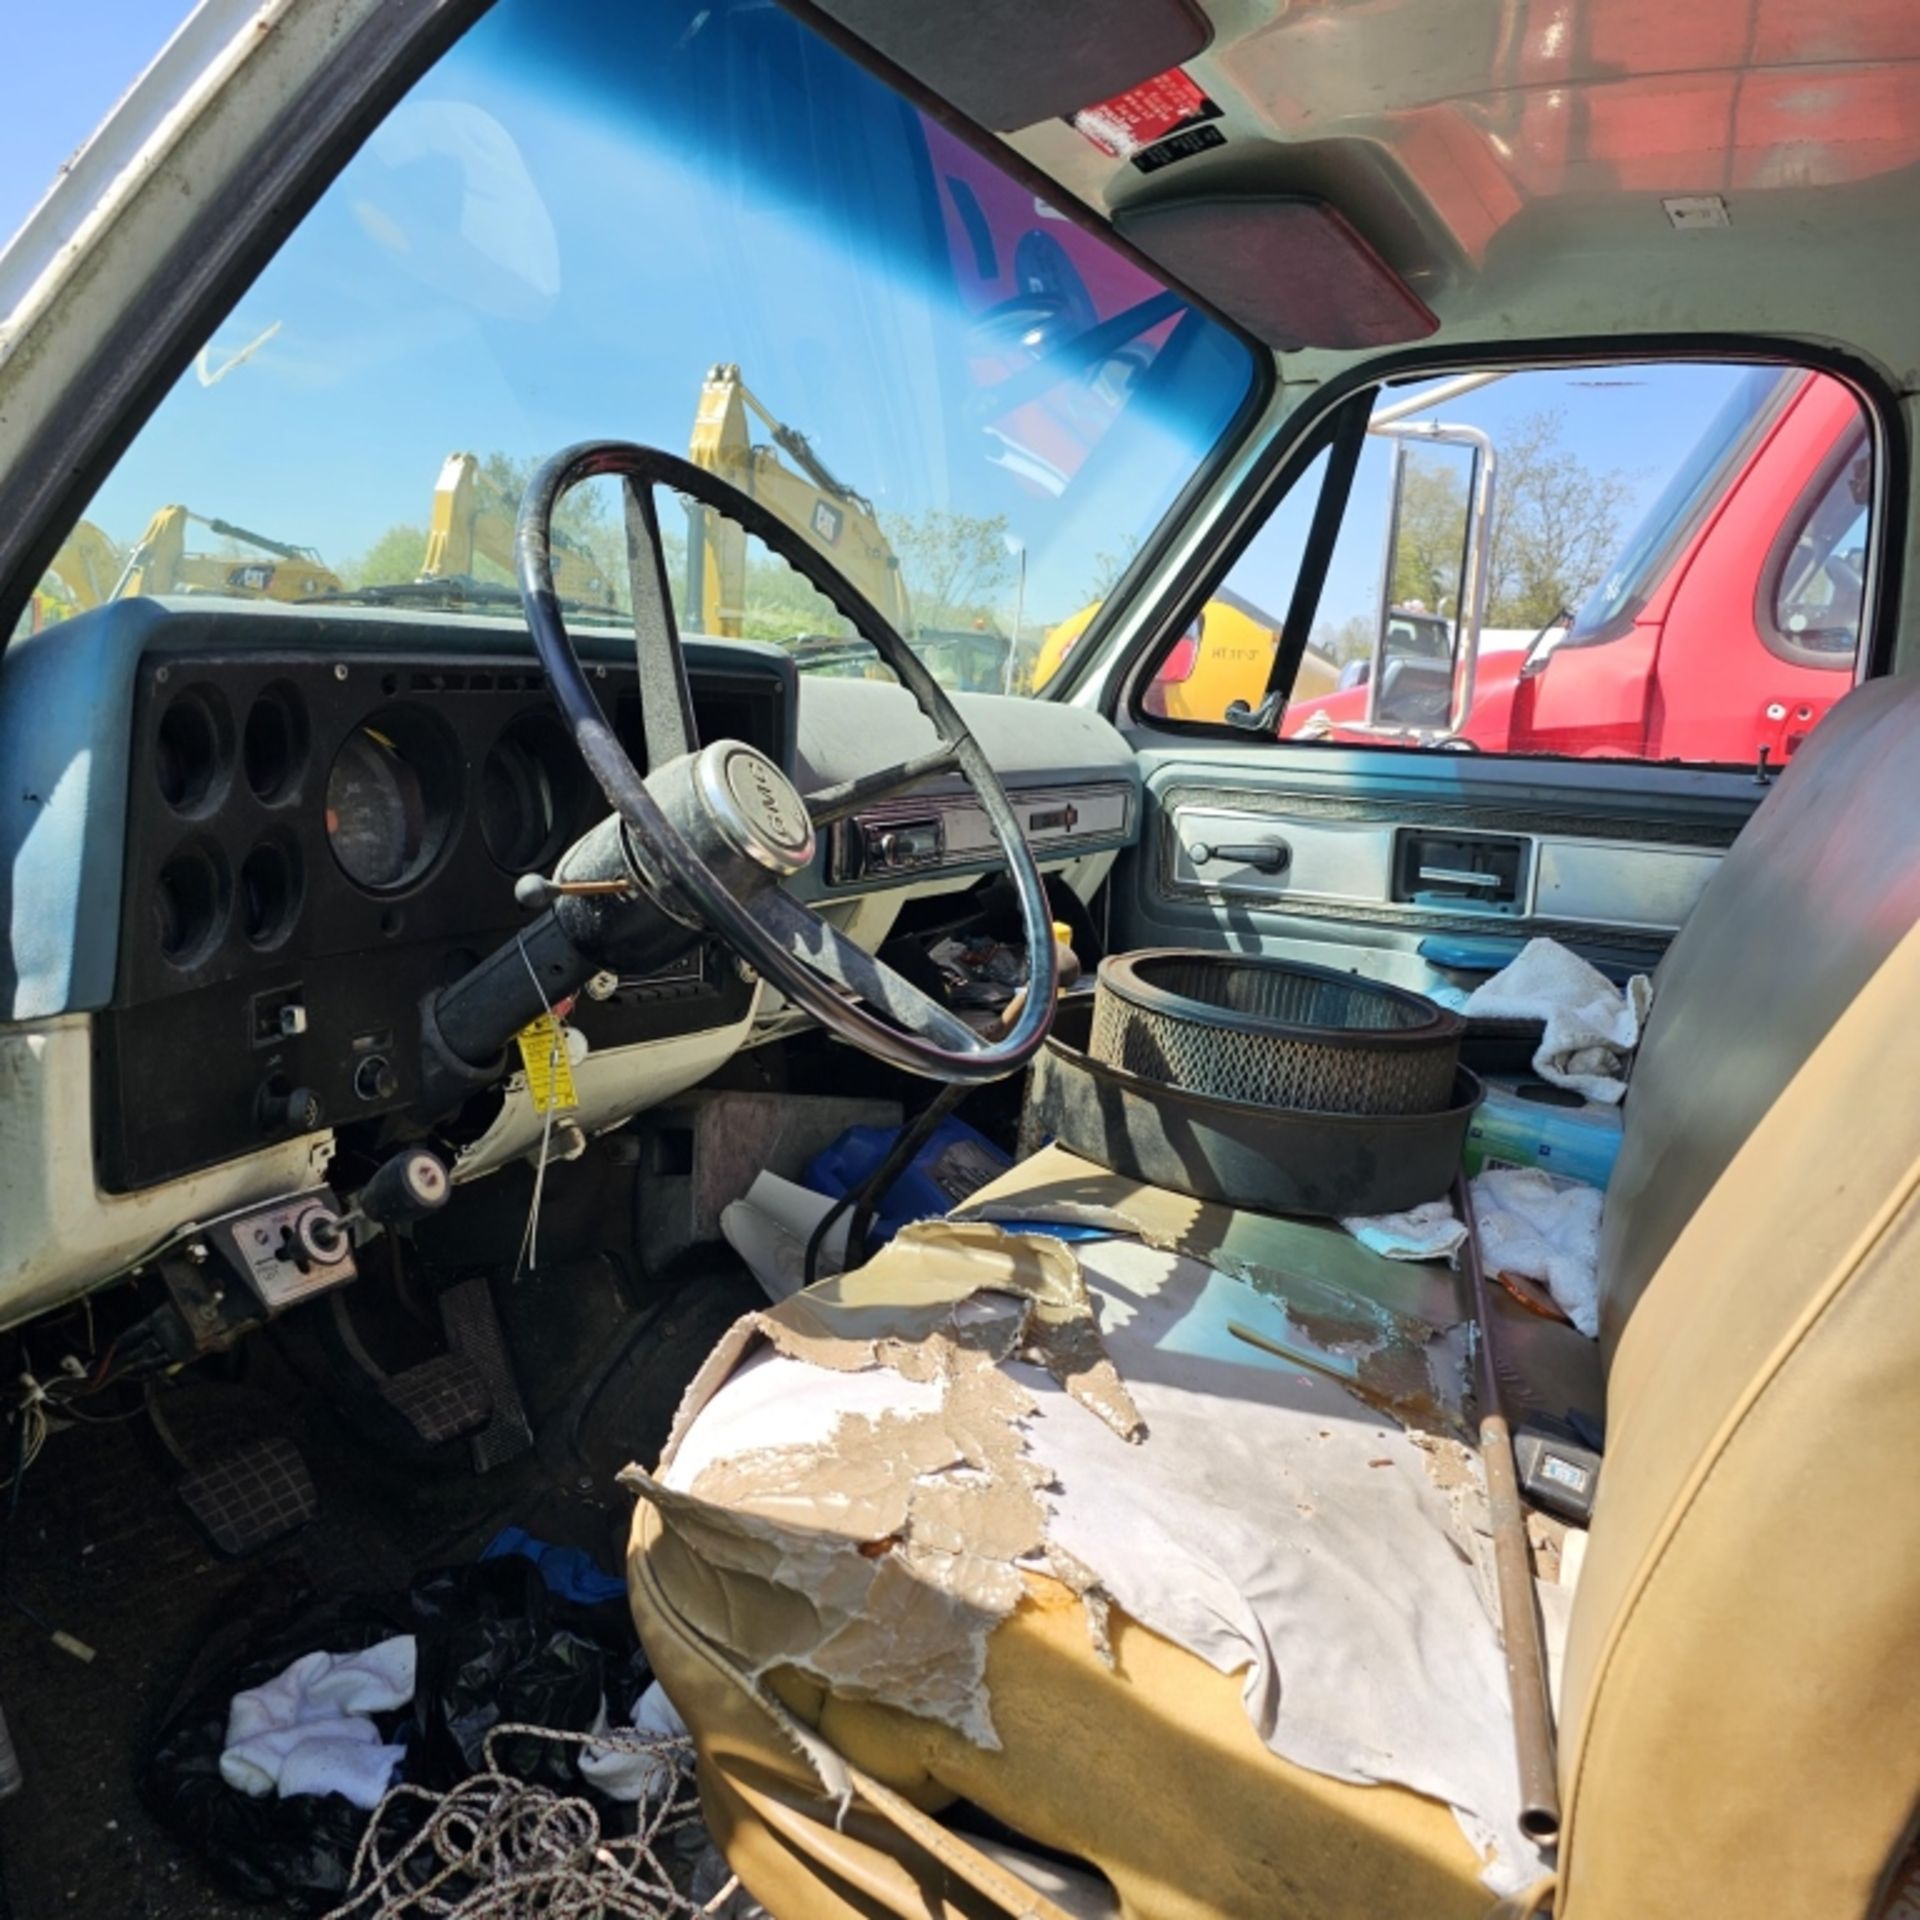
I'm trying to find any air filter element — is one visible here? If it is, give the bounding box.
[1090,951,1463,1117]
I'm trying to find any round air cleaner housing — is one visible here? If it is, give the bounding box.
[1089,950,1463,1117]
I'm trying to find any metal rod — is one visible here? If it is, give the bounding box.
[1455,1172,1563,1846]
[803,1080,968,1291]
[1368,369,1509,428]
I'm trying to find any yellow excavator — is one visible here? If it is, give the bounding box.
[419,453,618,605]
[25,508,339,634]
[116,505,342,601]
[40,520,124,615]
[685,363,914,643]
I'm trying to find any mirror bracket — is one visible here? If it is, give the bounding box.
[1225,690,1288,733]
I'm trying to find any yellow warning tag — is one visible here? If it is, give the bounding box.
[514,1013,578,1115]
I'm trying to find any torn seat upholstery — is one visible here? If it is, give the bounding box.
[629,676,1920,1920]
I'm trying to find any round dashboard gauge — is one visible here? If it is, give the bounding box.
[479,711,588,874]
[324,708,458,892]
[480,735,558,873]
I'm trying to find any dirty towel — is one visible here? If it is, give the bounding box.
[578,1678,690,1802]
[150,1558,651,1910]
[221,1638,414,1809]
[1339,1197,1468,1262]
[1465,936,1652,1102]
[653,1229,1555,1895]
[1471,1166,1604,1337]
[1336,1171,1604,1337]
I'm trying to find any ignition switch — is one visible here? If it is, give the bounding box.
[281,1203,352,1274]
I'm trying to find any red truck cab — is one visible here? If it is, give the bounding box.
[1286,368,1869,766]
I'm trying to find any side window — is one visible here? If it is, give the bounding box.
[1150,361,1876,770]
[1766,432,1871,667]
[1141,449,1325,721]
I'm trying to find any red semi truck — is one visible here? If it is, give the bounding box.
[1271,367,1870,766]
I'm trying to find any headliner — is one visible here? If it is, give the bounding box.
[861,0,1920,387]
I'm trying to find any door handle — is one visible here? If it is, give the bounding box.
[1417,865,1503,890]
[1189,838,1291,875]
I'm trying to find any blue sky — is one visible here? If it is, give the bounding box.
[55,0,1254,632]
[1,0,189,250]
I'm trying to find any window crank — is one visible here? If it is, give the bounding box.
[1188,838,1291,875]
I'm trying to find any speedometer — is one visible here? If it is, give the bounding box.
[324,708,458,892]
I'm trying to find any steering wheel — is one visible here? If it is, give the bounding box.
[510,442,1057,1084]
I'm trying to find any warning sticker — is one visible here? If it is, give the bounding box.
[1070,70,1221,161]
[515,1012,579,1115]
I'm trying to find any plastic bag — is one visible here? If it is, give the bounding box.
[142,1556,648,1910]
[803,1115,1010,1248]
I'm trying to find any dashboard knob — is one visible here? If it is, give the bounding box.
[259,1083,324,1133]
[354,1055,400,1103]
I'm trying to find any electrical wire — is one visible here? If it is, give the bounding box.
[800,1081,968,1290]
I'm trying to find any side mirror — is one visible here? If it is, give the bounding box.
[1365,422,1496,737]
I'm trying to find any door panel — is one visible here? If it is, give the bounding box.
[1112,740,1757,997]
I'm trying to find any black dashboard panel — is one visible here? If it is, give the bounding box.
[96,634,794,1191]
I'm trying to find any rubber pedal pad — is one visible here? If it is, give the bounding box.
[379,1354,493,1446]
[437,1275,533,1472]
[176,1436,317,1556]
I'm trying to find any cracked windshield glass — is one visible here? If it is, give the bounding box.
[36,0,1258,694]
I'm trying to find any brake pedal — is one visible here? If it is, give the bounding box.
[176,1438,317,1557]
[380,1354,493,1446]
[438,1275,533,1472]
[326,1294,492,1447]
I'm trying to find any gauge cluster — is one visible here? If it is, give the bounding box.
[95,630,793,1192]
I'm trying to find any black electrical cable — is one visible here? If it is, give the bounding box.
[802,1081,971,1291]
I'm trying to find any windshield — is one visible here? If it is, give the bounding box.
[1564,365,1787,641]
[42,0,1258,694]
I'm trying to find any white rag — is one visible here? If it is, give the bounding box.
[1471,1167,1604,1338]
[1465,938,1652,1104]
[721,1171,850,1302]
[1339,1171,1603,1337]
[578,1679,690,1802]
[1338,1198,1467,1262]
[221,1636,415,1809]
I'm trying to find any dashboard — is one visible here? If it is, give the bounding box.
[0,598,1140,1314]
[97,627,790,1189]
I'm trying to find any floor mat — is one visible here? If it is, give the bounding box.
[0,1272,672,1917]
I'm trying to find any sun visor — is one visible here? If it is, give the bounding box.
[1113,194,1438,350]
[800,0,1211,132]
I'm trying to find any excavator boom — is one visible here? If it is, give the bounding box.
[422,452,615,606]
[686,363,913,642]
[113,504,342,604]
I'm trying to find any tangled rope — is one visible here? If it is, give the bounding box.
[321,1721,739,1920]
